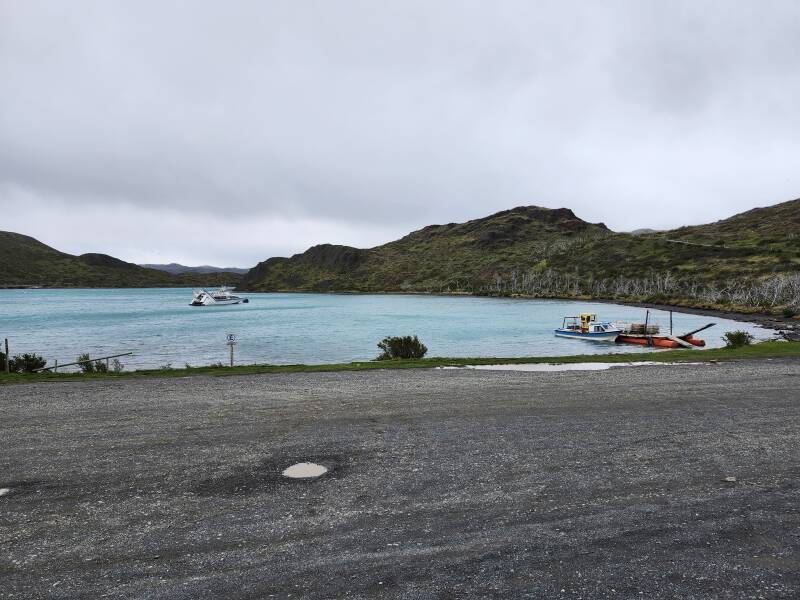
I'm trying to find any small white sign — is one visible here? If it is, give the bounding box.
[226,333,237,344]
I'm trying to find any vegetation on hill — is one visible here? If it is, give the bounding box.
[241,207,610,292]
[240,199,800,313]
[5,198,798,309]
[0,231,243,288]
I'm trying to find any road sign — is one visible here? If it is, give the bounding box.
[226,333,238,367]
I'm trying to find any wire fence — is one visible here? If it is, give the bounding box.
[33,352,134,373]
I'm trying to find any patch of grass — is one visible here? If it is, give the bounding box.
[2,341,798,385]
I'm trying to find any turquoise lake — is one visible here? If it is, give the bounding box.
[0,288,772,370]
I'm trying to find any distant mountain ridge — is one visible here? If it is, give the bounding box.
[0,232,243,288]
[4,198,798,311]
[238,199,800,312]
[140,263,249,275]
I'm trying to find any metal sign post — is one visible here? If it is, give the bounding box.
[226,333,237,367]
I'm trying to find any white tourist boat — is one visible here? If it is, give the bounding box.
[190,286,248,306]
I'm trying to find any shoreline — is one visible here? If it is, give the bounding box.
[238,288,800,340]
[586,297,800,340]
[5,285,798,339]
[2,340,798,385]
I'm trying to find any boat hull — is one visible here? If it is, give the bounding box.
[554,329,621,341]
[190,298,243,306]
[190,286,249,306]
[616,334,706,348]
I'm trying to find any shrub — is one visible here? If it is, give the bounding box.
[111,358,124,373]
[9,353,47,373]
[782,307,797,318]
[76,353,94,373]
[376,335,428,360]
[93,359,108,373]
[722,331,755,348]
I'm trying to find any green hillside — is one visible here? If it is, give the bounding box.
[546,199,800,284]
[240,199,800,312]
[241,207,610,292]
[0,232,242,288]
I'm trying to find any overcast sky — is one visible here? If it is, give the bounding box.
[1,1,799,267]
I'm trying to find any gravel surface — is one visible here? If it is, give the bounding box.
[2,360,800,599]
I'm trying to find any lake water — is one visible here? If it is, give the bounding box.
[0,288,772,370]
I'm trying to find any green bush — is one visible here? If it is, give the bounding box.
[782,307,797,318]
[376,335,428,360]
[94,359,108,373]
[9,353,47,373]
[722,331,755,348]
[77,353,95,373]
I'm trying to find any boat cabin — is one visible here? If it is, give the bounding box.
[561,313,605,334]
[555,312,622,341]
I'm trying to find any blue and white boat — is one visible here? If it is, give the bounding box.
[554,313,622,341]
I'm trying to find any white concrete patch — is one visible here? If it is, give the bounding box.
[0,488,11,497]
[282,463,328,479]
[442,362,703,372]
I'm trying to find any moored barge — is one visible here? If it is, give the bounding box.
[615,311,714,348]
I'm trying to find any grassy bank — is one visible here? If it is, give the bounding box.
[1,341,798,385]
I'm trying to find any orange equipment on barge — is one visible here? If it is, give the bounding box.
[614,311,715,349]
[615,333,707,348]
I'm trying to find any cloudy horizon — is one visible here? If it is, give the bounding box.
[2,1,799,267]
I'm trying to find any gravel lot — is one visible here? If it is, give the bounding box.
[2,360,800,599]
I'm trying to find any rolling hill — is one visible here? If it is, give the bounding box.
[0,232,243,288]
[240,199,800,312]
[241,206,611,292]
[139,263,249,275]
[4,198,798,310]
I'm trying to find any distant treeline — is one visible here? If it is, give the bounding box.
[428,270,800,313]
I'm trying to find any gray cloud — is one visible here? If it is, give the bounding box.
[1,1,799,265]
